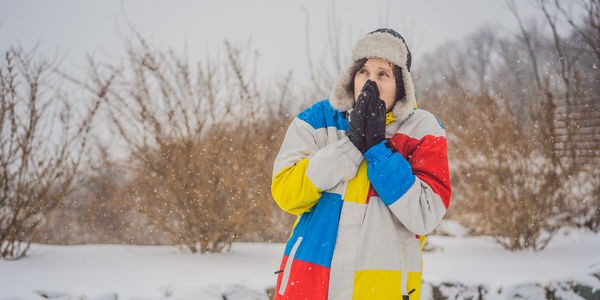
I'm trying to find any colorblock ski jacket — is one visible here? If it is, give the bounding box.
[271,99,451,300]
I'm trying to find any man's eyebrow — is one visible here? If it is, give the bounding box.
[375,66,393,72]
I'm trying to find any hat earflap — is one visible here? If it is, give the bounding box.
[391,66,416,123]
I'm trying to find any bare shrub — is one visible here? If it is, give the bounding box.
[0,46,99,259]
[425,90,579,250]
[66,35,296,252]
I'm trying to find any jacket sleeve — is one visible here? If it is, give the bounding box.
[272,117,364,215]
[365,132,451,235]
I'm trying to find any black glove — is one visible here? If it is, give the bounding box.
[347,80,383,154]
[364,82,387,153]
[345,83,369,153]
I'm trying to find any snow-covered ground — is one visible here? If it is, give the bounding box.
[1,222,599,300]
[423,228,600,299]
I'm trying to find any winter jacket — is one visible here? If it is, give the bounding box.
[271,99,451,300]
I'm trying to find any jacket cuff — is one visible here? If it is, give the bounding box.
[340,136,364,166]
[364,140,393,165]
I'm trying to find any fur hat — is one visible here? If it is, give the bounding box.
[330,28,416,123]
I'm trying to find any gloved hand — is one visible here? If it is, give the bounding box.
[346,81,371,153]
[364,84,387,153]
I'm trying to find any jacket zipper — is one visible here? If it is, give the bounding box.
[278,237,303,295]
[400,247,409,299]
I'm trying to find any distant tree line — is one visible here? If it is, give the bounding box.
[414,0,599,250]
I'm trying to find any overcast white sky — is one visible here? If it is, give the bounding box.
[1,0,545,86]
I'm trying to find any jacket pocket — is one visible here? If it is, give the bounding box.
[278,237,303,295]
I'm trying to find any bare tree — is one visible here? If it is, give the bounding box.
[303,3,354,102]
[0,46,100,259]
[467,26,497,94]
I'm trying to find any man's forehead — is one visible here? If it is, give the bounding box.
[364,58,393,69]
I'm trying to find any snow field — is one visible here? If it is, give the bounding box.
[1,223,599,299]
